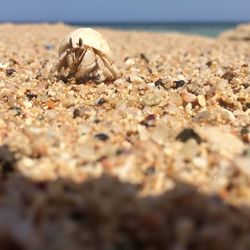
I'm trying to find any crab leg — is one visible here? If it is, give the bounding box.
[49,49,70,78]
[97,51,119,79]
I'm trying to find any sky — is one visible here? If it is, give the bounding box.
[0,0,249,23]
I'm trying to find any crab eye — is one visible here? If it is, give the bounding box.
[79,38,83,47]
[69,38,73,47]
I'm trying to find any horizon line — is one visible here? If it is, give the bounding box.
[0,20,249,25]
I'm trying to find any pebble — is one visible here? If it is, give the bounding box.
[77,124,91,135]
[185,103,193,115]
[23,101,32,108]
[236,158,250,177]
[151,124,169,145]
[169,92,183,106]
[197,95,206,107]
[142,92,162,106]
[130,76,144,84]
[137,125,150,141]
[193,110,211,123]
[44,110,58,120]
[192,156,208,168]
[125,58,135,68]
[27,126,43,135]
[0,119,7,128]
[0,63,8,70]
[180,90,197,103]
[114,79,124,85]
[219,108,235,122]
[129,68,144,84]
[196,127,245,156]
[180,139,199,160]
[0,88,11,96]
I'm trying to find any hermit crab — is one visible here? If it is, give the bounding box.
[50,28,119,83]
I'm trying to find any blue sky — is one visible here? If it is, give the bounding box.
[0,0,249,22]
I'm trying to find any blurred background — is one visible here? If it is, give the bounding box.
[0,0,249,36]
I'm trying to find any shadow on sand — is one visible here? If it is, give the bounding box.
[1,171,250,250]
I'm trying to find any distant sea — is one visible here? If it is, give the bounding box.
[69,22,242,37]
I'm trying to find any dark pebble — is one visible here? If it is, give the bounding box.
[73,108,81,118]
[116,148,125,155]
[154,79,164,88]
[94,119,101,124]
[218,98,235,111]
[243,103,250,112]
[140,53,149,63]
[124,57,129,62]
[6,68,16,76]
[241,127,249,143]
[237,97,246,103]
[94,133,110,141]
[126,77,132,83]
[241,127,249,135]
[96,97,106,106]
[144,166,156,175]
[70,210,86,222]
[0,235,25,250]
[140,114,156,127]
[136,183,144,190]
[210,195,224,205]
[243,148,250,157]
[173,80,185,89]
[206,61,213,67]
[73,107,87,119]
[242,83,249,89]
[35,181,48,191]
[176,128,202,144]
[45,44,55,50]
[0,144,16,175]
[9,106,22,116]
[26,92,38,100]
[221,71,236,81]
[147,67,153,74]
[113,242,133,250]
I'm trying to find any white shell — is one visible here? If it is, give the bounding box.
[58,28,112,60]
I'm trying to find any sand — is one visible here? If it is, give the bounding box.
[0,23,249,249]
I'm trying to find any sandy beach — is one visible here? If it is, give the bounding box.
[0,23,249,249]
